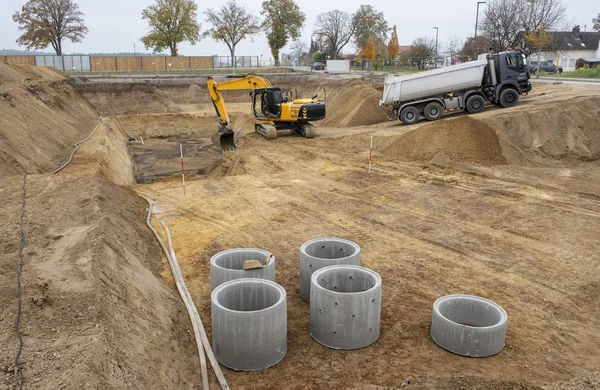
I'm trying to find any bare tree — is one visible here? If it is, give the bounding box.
[520,0,568,33]
[313,10,355,60]
[479,0,523,51]
[480,0,567,52]
[204,0,261,66]
[12,0,88,55]
[594,13,600,31]
[444,34,463,60]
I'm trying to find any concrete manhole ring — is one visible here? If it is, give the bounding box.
[210,248,275,291]
[211,278,287,371]
[299,238,360,302]
[310,265,381,349]
[431,294,508,357]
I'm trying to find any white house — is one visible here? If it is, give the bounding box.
[521,26,600,71]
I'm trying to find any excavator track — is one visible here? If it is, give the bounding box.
[255,123,278,140]
[297,123,316,138]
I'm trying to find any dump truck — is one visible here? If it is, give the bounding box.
[380,50,532,125]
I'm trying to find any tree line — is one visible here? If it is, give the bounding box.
[11,0,600,65]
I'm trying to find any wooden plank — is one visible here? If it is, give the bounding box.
[4,56,36,66]
[142,56,167,71]
[189,56,213,70]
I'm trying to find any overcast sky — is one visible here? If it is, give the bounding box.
[0,0,596,58]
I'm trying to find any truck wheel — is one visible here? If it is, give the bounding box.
[499,88,519,108]
[424,102,444,121]
[400,106,420,125]
[465,95,486,114]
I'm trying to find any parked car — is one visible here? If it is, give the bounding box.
[311,62,326,71]
[528,60,563,74]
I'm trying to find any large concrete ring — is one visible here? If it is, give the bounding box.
[310,265,381,349]
[431,294,508,357]
[300,238,360,302]
[210,248,275,291]
[211,278,287,371]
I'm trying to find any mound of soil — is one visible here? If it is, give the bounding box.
[382,116,507,166]
[0,62,98,175]
[0,174,202,389]
[482,96,600,163]
[305,79,389,128]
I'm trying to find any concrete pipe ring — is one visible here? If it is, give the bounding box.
[310,265,381,349]
[210,248,275,291]
[431,294,508,357]
[211,278,287,371]
[299,238,360,302]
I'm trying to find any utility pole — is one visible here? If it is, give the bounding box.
[433,27,439,68]
[474,1,486,59]
[133,43,136,55]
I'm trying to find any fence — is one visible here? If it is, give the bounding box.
[35,55,91,72]
[2,55,216,72]
[2,56,35,66]
[213,56,259,68]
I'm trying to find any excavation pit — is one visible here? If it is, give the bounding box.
[310,265,381,350]
[431,294,508,357]
[210,249,275,291]
[299,238,361,302]
[211,278,287,371]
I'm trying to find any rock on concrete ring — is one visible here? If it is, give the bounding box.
[310,265,381,349]
[211,278,287,371]
[210,248,275,291]
[300,238,360,302]
[431,294,508,357]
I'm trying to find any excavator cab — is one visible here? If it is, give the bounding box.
[253,88,284,119]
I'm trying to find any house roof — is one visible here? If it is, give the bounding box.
[551,31,600,51]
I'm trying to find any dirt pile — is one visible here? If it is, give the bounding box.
[0,62,99,175]
[381,116,507,166]
[482,96,600,163]
[301,78,389,128]
[0,174,202,389]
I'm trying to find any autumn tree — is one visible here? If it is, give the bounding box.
[352,5,388,53]
[205,0,261,67]
[141,0,200,56]
[313,10,355,59]
[12,0,88,55]
[361,37,376,60]
[261,0,305,66]
[387,25,400,60]
[593,13,600,31]
[524,28,554,77]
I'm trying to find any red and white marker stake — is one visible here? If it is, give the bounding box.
[180,143,186,196]
[368,136,373,180]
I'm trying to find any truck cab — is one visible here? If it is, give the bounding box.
[488,51,532,96]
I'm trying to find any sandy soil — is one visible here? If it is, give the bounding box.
[2,64,600,390]
[133,80,600,389]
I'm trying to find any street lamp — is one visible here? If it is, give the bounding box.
[474,1,486,59]
[433,27,439,68]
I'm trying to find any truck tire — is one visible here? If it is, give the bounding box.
[465,95,486,114]
[399,106,420,125]
[424,102,444,121]
[499,88,519,108]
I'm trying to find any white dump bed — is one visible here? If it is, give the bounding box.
[379,60,488,106]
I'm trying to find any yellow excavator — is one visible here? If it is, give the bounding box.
[208,74,326,151]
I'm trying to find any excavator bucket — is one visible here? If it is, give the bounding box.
[211,128,236,151]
